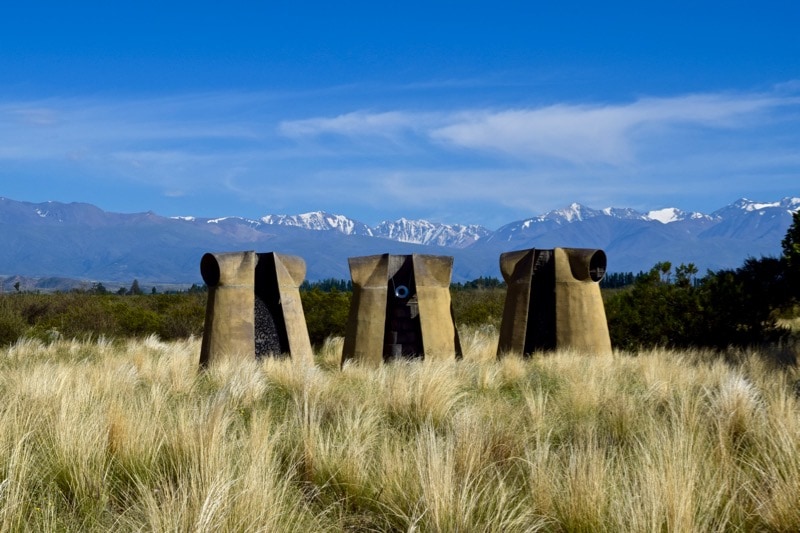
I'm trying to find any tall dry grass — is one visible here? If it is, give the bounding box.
[0,328,798,531]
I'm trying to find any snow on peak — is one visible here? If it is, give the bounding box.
[747,201,779,211]
[782,197,800,212]
[647,207,684,224]
[260,211,373,236]
[257,211,488,245]
[730,197,778,211]
[373,218,490,248]
[602,207,649,220]
[158,195,796,251]
[32,207,64,222]
[728,197,800,214]
[554,203,585,222]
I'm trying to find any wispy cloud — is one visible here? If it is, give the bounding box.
[281,92,797,166]
[0,85,798,224]
[279,111,431,139]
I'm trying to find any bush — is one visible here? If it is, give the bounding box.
[0,302,27,345]
[155,295,206,339]
[300,288,351,346]
[451,288,505,328]
[604,259,791,352]
[0,292,207,343]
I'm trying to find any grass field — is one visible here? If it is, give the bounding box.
[1,329,799,531]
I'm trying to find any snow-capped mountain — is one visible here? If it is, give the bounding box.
[0,196,798,284]
[236,198,796,251]
[259,211,374,236]
[644,207,714,224]
[255,211,491,248]
[698,197,800,240]
[372,218,491,248]
[710,197,800,217]
[490,202,723,242]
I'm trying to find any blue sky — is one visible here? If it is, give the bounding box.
[1,1,798,228]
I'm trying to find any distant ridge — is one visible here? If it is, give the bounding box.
[0,196,797,284]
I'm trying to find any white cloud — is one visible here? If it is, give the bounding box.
[278,91,798,167]
[279,110,433,139]
[0,87,798,225]
[431,106,635,164]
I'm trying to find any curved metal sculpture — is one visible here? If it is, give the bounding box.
[342,253,462,366]
[497,247,612,356]
[199,251,313,367]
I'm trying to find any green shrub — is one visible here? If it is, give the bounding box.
[0,302,27,345]
[604,259,791,352]
[300,288,351,346]
[451,288,505,328]
[0,292,207,343]
[155,296,206,339]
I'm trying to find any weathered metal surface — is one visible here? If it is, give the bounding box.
[342,253,461,366]
[413,254,462,360]
[342,254,390,367]
[199,251,257,366]
[553,247,612,354]
[269,253,313,361]
[497,247,612,357]
[199,251,312,367]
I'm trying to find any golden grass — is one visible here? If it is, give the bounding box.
[0,329,798,531]
[777,315,800,332]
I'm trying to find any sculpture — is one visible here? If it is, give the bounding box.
[199,251,313,366]
[497,247,612,356]
[342,254,461,366]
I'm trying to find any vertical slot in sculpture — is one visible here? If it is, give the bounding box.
[199,251,313,367]
[497,247,612,357]
[342,253,461,366]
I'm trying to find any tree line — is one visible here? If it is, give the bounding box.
[1,212,798,354]
[606,211,800,355]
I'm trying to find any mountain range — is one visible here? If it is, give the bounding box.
[0,196,797,289]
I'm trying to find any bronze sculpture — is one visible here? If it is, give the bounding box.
[199,251,313,366]
[497,248,612,356]
[342,254,461,366]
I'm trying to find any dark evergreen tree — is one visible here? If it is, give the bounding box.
[782,210,800,300]
[699,257,788,348]
[127,279,144,296]
[452,276,505,290]
[92,282,108,295]
[605,258,789,351]
[605,263,704,350]
[600,272,637,289]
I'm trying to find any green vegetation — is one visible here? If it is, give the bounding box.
[0,334,798,531]
[783,209,800,301]
[0,214,797,529]
[451,286,506,329]
[0,292,207,344]
[604,257,793,354]
[0,211,797,355]
[0,264,797,356]
[604,216,800,354]
[0,286,510,349]
[300,288,351,346]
